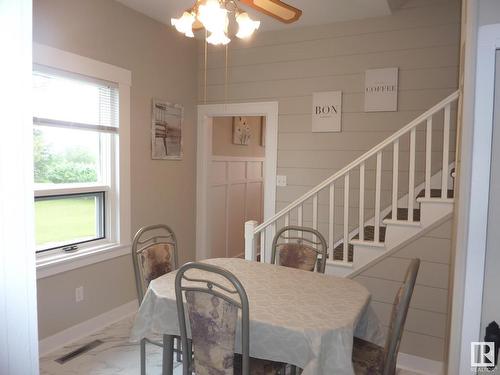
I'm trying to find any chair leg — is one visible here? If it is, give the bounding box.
[290,365,298,375]
[162,334,174,375]
[140,339,146,375]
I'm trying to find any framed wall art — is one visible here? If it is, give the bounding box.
[151,99,183,160]
[233,116,252,145]
[312,91,342,132]
[364,67,399,112]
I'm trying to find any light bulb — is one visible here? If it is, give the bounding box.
[206,31,231,45]
[236,12,260,39]
[171,11,195,37]
[198,0,228,34]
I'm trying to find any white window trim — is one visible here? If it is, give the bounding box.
[33,43,131,279]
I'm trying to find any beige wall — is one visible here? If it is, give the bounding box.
[199,0,460,240]
[34,0,197,339]
[354,219,453,361]
[212,116,265,157]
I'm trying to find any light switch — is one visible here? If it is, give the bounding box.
[276,175,287,187]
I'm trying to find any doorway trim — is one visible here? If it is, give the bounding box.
[196,102,278,260]
[450,23,500,374]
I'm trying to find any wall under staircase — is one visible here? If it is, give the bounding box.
[353,218,453,364]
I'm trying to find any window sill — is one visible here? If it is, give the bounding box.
[36,242,131,279]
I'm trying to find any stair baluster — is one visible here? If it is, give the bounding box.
[425,117,433,198]
[374,152,382,243]
[392,140,399,221]
[328,183,335,261]
[442,104,451,198]
[312,194,318,232]
[359,163,365,242]
[343,174,350,263]
[408,128,416,223]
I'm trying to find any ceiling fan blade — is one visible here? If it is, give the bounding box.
[240,0,302,23]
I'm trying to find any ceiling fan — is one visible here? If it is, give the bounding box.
[238,0,301,23]
[171,0,302,45]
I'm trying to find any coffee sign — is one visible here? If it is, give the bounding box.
[365,67,398,112]
[312,91,342,132]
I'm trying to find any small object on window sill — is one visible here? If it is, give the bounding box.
[62,245,78,253]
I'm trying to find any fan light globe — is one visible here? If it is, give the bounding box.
[236,12,260,39]
[207,31,231,45]
[171,11,195,37]
[198,0,228,34]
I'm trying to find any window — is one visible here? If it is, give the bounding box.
[33,68,118,253]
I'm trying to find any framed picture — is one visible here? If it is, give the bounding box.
[152,99,183,160]
[364,67,399,112]
[233,116,251,145]
[312,91,342,132]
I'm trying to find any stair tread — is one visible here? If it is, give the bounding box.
[416,188,454,199]
[333,225,386,262]
[352,225,386,242]
[384,208,421,222]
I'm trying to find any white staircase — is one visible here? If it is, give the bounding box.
[244,90,459,276]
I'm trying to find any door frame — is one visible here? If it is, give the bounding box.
[450,23,500,373]
[196,102,279,260]
[0,0,40,373]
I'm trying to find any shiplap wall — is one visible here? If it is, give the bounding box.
[198,0,460,241]
[198,0,460,362]
[354,219,453,361]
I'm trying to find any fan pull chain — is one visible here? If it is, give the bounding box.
[204,29,208,104]
[225,43,229,104]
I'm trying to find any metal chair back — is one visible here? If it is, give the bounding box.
[271,225,328,273]
[132,224,178,302]
[382,258,420,375]
[175,262,250,375]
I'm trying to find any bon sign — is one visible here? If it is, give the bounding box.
[312,91,342,133]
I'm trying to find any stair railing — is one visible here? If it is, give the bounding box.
[245,90,460,264]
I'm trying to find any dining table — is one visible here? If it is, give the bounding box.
[130,257,383,375]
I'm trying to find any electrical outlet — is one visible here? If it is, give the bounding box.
[276,175,287,187]
[75,286,84,303]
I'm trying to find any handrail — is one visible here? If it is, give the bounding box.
[254,90,460,233]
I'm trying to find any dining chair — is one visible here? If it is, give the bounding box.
[271,225,328,273]
[352,258,421,375]
[175,262,287,375]
[131,224,181,375]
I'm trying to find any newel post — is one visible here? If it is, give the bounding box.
[244,220,258,261]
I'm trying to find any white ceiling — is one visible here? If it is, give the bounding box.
[116,0,392,32]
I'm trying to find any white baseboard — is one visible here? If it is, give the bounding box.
[39,300,138,357]
[398,352,444,375]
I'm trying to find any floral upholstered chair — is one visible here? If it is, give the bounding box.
[175,262,286,375]
[271,225,328,274]
[131,224,180,375]
[352,258,420,375]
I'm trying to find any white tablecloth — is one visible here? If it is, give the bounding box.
[130,258,383,375]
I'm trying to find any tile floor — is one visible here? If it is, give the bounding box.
[39,316,182,375]
[39,316,420,375]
